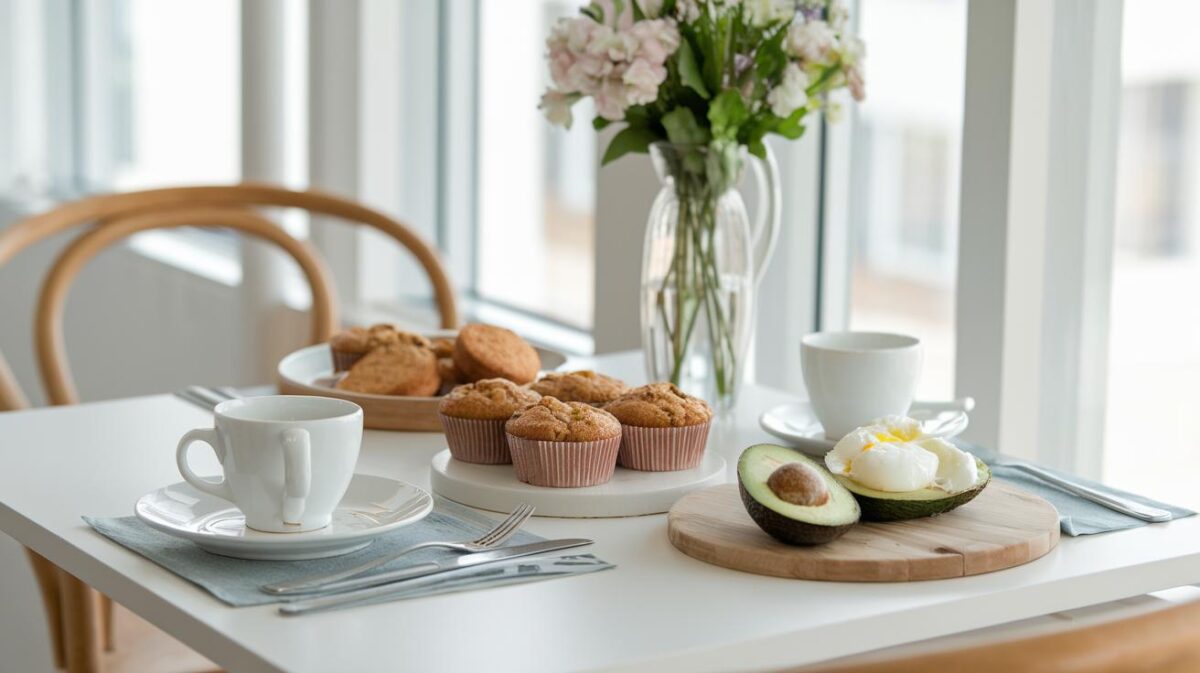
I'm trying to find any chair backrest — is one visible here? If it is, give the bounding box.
[0,182,458,409]
[800,599,1200,673]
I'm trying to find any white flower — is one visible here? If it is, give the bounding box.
[743,0,794,26]
[636,0,665,18]
[839,34,865,66]
[786,18,838,64]
[675,0,701,21]
[827,0,850,31]
[539,89,578,128]
[767,62,809,117]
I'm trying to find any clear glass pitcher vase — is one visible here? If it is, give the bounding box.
[640,141,780,410]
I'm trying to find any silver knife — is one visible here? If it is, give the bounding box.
[279,553,592,616]
[276,538,593,609]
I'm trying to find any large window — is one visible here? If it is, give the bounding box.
[844,0,966,399]
[0,0,240,199]
[1103,0,1200,506]
[475,0,596,329]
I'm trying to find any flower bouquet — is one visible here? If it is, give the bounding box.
[541,0,864,408]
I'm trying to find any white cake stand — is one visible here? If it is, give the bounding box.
[429,450,728,518]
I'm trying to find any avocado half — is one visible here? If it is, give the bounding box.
[833,458,992,522]
[737,444,861,545]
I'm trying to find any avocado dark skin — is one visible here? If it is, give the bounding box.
[739,480,856,546]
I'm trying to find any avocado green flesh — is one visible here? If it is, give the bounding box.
[834,459,992,522]
[737,444,860,545]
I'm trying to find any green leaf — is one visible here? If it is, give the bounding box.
[708,90,749,140]
[661,107,710,146]
[677,40,710,99]
[748,140,768,159]
[593,117,612,131]
[631,0,645,21]
[755,26,789,81]
[776,108,808,140]
[581,3,603,23]
[601,125,659,165]
[611,0,625,24]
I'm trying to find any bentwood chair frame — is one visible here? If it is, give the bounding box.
[0,183,457,673]
[799,598,1200,673]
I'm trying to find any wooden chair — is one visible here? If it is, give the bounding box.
[799,598,1200,673]
[0,184,458,673]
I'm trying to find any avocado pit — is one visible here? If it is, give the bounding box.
[767,462,830,507]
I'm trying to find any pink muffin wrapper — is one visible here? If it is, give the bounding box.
[618,422,711,471]
[331,349,365,373]
[506,434,621,488]
[440,414,512,464]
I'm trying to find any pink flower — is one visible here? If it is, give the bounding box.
[541,15,680,123]
[623,59,667,104]
[539,89,578,128]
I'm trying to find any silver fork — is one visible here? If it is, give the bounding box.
[261,503,536,595]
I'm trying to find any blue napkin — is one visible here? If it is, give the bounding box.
[956,441,1195,536]
[85,497,612,606]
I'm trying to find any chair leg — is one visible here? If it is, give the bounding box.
[101,594,115,653]
[25,548,67,669]
[59,571,102,673]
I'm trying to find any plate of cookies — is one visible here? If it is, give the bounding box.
[276,323,568,431]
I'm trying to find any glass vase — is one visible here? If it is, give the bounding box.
[640,141,780,410]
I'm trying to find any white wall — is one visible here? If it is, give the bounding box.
[0,202,309,671]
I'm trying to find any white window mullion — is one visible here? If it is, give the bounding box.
[1037,0,1123,476]
[956,0,1122,470]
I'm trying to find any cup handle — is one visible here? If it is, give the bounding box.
[280,428,311,525]
[176,428,234,501]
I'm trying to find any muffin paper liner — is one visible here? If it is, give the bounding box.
[440,414,512,464]
[506,434,621,488]
[618,422,711,471]
[331,349,365,373]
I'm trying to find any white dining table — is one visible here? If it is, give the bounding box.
[3,350,1200,673]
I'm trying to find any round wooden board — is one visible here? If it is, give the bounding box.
[667,481,1060,582]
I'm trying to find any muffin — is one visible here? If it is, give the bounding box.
[530,370,627,406]
[328,324,429,372]
[335,342,440,396]
[438,379,540,464]
[605,383,713,471]
[453,323,541,384]
[505,397,622,487]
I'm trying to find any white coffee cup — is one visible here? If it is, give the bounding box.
[800,332,923,440]
[176,395,363,533]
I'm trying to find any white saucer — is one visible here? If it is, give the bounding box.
[135,474,433,561]
[429,450,727,518]
[759,402,970,456]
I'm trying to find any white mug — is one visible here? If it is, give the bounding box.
[800,332,923,440]
[176,395,363,533]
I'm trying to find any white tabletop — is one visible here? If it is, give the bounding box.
[2,351,1200,673]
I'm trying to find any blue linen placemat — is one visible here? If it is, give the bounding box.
[956,441,1196,536]
[85,497,612,606]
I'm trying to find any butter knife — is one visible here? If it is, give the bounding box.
[279,555,591,616]
[995,460,1172,523]
[277,538,593,613]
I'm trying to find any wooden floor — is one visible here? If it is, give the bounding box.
[106,602,219,673]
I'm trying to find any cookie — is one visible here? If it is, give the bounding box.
[452,323,540,384]
[335,343,439,396]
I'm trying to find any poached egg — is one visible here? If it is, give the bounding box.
[824,415,978,493]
